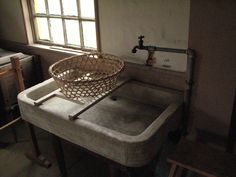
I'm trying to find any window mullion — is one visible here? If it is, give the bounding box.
[94,0,100,51]
[44,0,52,43]
[59,0,68,46]
[30,0,38,41]
[30,0,36,15]
[76,0,84,49]
[33,18,40,41]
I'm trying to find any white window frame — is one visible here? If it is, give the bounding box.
[29,0,100,51]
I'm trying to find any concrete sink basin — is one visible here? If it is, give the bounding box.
[18,78,183,167]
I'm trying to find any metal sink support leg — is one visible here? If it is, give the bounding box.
[25,123,52,168]
[109,165,122,177]
[51,134,67,177]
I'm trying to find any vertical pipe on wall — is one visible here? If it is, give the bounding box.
[183,49,195,135]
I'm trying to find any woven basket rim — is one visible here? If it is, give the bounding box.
[48,53,124,83]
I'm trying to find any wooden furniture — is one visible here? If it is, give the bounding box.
[0,56,23,144]
[167,139,236,177]
[0,56,51,168]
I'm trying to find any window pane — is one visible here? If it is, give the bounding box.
[82,21,97,48]
[65,20,80,46]
[80,0,95,18]
[62,0,78,16]
[48,0,61,15]
[50,18,64,44]
[34,0,46,14]
[36,17,49,40]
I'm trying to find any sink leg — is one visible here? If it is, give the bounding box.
[11,125,18,143]
[51,134,67,177]
[25,123,51,168]
[0,142,10,148]
[109,165,121,177]
[124,167,137,177]
[28,123,40,155]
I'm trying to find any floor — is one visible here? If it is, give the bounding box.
[0,122,176,177]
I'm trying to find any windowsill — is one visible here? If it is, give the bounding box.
[28,43,90,55]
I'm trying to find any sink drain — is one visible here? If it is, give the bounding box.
[110,96,118,101]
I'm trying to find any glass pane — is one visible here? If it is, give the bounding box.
[35,17,49,40]
[82,21,97,48]
[80,0,95,18]
[48,0,61,15]
[50,18,64,44]
[65,20,80,46]
[34,0,46,14]
[62,0,78,16]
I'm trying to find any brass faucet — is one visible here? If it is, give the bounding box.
[132,35,190,67]
[132,35,156,66]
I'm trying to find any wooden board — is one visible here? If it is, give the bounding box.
[167,139,236,177]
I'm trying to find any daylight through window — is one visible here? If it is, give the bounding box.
[30,0,97,50]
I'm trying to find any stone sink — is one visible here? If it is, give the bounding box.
[18,78,183,167]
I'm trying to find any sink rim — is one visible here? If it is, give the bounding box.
[18,78,183,143]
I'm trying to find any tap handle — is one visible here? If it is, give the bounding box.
[138,35,145,41]
[138,35,144,40]
[138,35,144,47]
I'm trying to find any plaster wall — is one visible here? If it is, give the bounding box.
[99,0,190,72]
[188,0,236,138]
[0,0,28,44]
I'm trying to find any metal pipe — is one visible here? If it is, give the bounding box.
[183,48,195,135]
[132,36,188,67]
[132,45,187,54]
[146,47,195,135]
[151,47,195,135]
[153,47,186,54]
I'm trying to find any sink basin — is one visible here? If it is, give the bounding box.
[79,81,179,136]
[18,78,183,167]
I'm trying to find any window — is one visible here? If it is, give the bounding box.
[30,0,98,50]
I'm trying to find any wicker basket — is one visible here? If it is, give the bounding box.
[49,53,124,99]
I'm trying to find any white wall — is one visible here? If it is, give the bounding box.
[99,0,190,72]
[0,0,28,43]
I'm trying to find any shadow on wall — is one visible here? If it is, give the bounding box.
[196,128,227,149]
[188,0,236,145]
[189,107,228,147]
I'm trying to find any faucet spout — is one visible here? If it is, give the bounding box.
[132,46,138,53]
[132,35,146,53]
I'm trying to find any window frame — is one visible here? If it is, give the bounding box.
[28,0,100,51]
